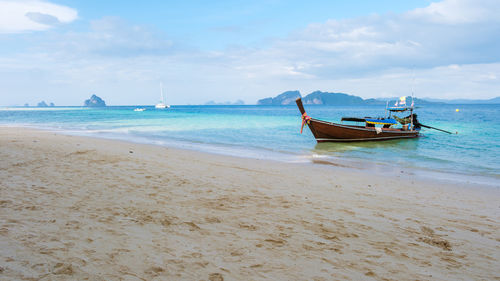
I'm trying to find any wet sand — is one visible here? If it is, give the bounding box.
[0,127,499,280]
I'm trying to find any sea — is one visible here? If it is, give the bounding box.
[1,104,499,186]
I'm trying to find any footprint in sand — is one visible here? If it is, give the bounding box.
[205,216,221,223]
[264,238,286,246]
[145,266,165,276]
[238,223,257,231]
[417,226,452,251]
[209,273,224,281]
[184,221,200,230]
[52,263,74,275]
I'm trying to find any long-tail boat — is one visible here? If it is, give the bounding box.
[296,97,421,142]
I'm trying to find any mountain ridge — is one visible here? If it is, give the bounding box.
[257,91,499,105]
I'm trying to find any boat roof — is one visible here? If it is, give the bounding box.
[365,118,398,125]
[341,117,398,125]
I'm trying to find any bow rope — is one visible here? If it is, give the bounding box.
[300,112,311,134]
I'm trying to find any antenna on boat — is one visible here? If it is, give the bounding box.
[410,65,416,99]
[410,66,416,130]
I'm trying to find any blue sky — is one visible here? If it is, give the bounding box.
[57,0,430,49]
[1,0,499,105]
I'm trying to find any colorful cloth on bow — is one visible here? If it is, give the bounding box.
[300,112,311,134]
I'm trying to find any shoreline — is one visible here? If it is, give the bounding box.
[5,124,499,187]
[1,127,499,280]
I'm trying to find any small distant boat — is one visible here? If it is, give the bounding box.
[134,108,146,112]
[155,82,170,109]
[296,97,421,142]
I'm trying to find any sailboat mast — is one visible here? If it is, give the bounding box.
[163,84,166,103]
[160,82,164,103]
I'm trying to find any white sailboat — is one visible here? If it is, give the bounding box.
[155,82,170,109]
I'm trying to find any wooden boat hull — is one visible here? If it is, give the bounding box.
[306,118,419,142]
[296,98,419,142]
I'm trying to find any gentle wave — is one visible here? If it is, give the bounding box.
[1,104,498,186]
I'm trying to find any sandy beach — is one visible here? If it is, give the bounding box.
[0,127,499,280]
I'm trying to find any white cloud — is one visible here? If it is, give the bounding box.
[229,0,500,82]
[0,0,77,33]
[32,17,176,59]
[407,0,500,24]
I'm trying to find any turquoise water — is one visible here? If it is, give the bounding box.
[1,104,498,185]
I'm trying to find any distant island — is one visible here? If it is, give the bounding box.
[257,91,301,105]
[205,99,245,105]
[420,97,500,104]
[257,91,404,106]
[36,101,55,107]
[84,95,106,107]
[257,91,500,105]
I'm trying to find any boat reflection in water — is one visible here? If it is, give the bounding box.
[309,138,421,172]
[313,137,420,154]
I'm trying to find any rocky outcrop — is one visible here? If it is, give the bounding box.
[302,91,364,105]
[257,90,363,105]
[84,95,106,107]
[36,101,56,107]
[257,91,301,105]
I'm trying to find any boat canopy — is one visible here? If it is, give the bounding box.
[365,118,397,125]
[341,117,398,125]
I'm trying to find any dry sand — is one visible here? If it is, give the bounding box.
[0,127,499,280]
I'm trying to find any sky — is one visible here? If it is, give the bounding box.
[1,0,499,105]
